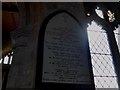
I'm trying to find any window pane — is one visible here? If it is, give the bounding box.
[4,56,9,64]
[94,77,118,88]
[87,21,118,88]
[91,54,117,76]
[114,25,120,52]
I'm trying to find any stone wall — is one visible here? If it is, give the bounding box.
[6,2,89,88]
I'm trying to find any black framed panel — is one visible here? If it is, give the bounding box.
[35,10,95,90]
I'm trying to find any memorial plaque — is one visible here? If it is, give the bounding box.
[42,12,91,84]
[36,11,95,89]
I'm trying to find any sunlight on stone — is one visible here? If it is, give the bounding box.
[0,58,2,64]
